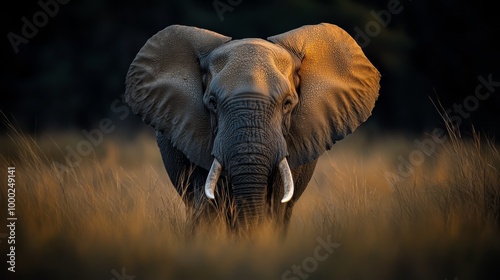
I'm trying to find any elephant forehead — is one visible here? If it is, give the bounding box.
[208,39,296,95]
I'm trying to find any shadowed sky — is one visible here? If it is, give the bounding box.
[1,0,499,137]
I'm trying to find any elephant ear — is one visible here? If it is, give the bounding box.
[268,23,380,168]
[124,25,231,170]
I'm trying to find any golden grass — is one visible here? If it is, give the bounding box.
[0,123,499,279]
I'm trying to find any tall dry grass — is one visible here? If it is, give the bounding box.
[0,122,499,279]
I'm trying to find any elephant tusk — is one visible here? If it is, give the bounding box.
[279,158,294,203]
[205,158,222,200]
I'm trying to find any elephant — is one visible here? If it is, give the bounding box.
[124,23,380,236]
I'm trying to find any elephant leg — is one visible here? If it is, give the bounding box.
[270,159,318,236]
[185,176,235,235]
[157,132,222,233]
[157,131,196,202]
[290,159,318,202]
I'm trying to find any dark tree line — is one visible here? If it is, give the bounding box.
[1,0,499,137]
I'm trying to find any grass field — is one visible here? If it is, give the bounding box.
[1,123,499,280]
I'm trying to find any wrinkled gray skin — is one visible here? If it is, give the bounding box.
[124,23,380,236]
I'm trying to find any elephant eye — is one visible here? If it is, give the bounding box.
[208,96,217,111]
[283,98,293,112]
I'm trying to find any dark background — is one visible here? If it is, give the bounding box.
[1,0,499,138]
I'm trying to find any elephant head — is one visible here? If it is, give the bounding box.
[124,23,380,231]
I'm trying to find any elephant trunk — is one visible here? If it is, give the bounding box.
[225,141,270,232]
[205,142,295,234]
[205,98,294,233]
